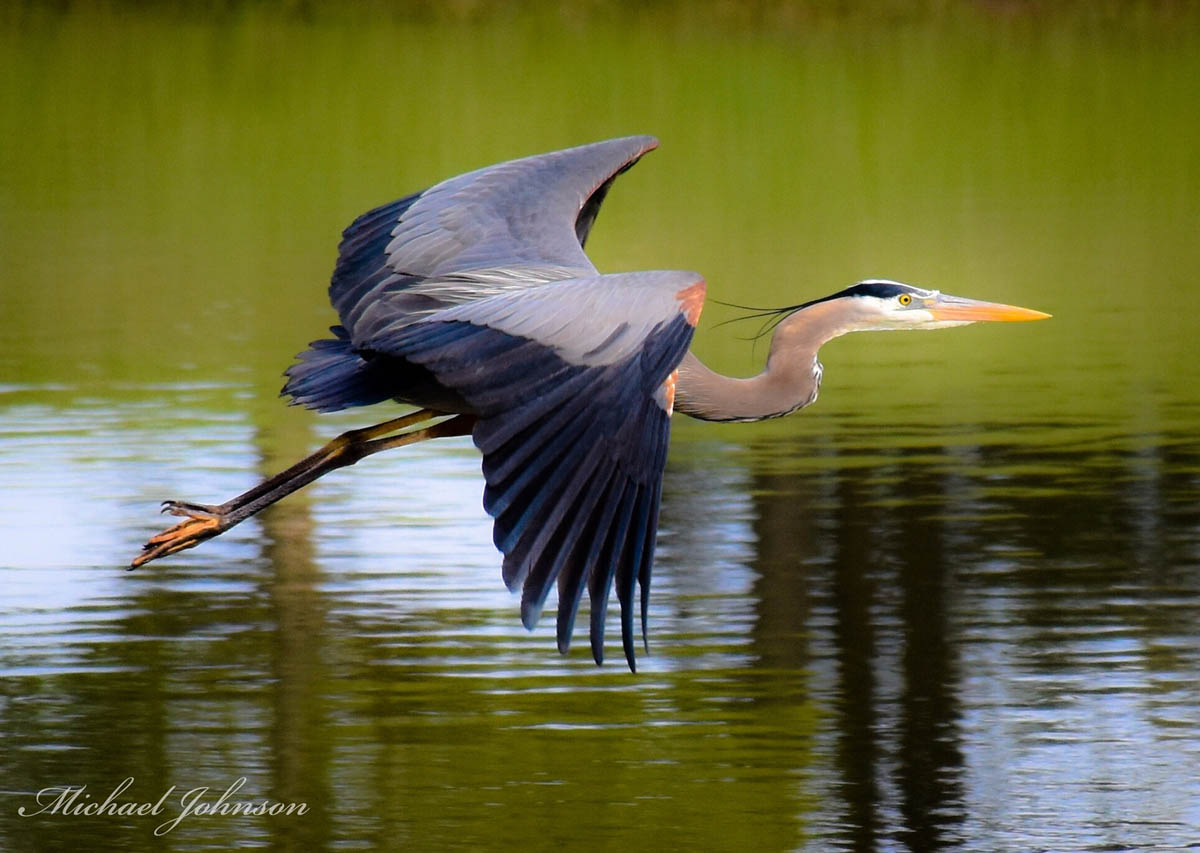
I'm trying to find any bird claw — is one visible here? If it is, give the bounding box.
[160,500,221,519]
[131,504,227,569]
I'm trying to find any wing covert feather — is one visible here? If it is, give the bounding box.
[327,136,659,344]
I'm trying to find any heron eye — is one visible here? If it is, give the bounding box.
[898,293,913,306]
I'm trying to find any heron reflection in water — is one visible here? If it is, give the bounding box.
[132,136,1048,670]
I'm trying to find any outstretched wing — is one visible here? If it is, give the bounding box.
[328,136,660,345]
[364,270,707,670]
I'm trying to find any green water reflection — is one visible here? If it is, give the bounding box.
[2,5,1199,852]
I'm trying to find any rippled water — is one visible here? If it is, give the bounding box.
[2,381,1198,851]
[3,6,1200,851]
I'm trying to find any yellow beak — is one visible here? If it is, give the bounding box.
[927,294,1052,322]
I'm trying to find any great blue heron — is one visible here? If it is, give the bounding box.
[132,136,1048,670]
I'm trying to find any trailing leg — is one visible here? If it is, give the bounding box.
[130,410,473,568]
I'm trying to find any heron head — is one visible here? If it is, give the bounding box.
[827,279,1051,332]
[730,278,1050,353]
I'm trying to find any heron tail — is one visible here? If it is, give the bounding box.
[282,326,394,413]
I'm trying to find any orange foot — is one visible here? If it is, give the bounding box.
[130,502,226,568]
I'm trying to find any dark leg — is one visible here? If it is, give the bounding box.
[130,410,474,568]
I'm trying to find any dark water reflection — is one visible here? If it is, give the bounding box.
[2,391,1198,851]
[724,421,1200,850]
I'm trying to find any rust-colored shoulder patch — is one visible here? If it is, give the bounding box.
[675,278,706,327]
[656,369,679,416]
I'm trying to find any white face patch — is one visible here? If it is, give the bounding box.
[850,286,977,331]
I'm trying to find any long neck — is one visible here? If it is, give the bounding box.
[674,299,854,423]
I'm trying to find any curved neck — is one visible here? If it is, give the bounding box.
[674,299,857,422]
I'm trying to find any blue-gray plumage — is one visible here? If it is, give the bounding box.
[358,275,696,665]
[133,136,1049,671]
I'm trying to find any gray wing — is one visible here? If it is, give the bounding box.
[283,136,662,415]
[362,269,702,368]
[361,270,708,669]
[330,135,660,345]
